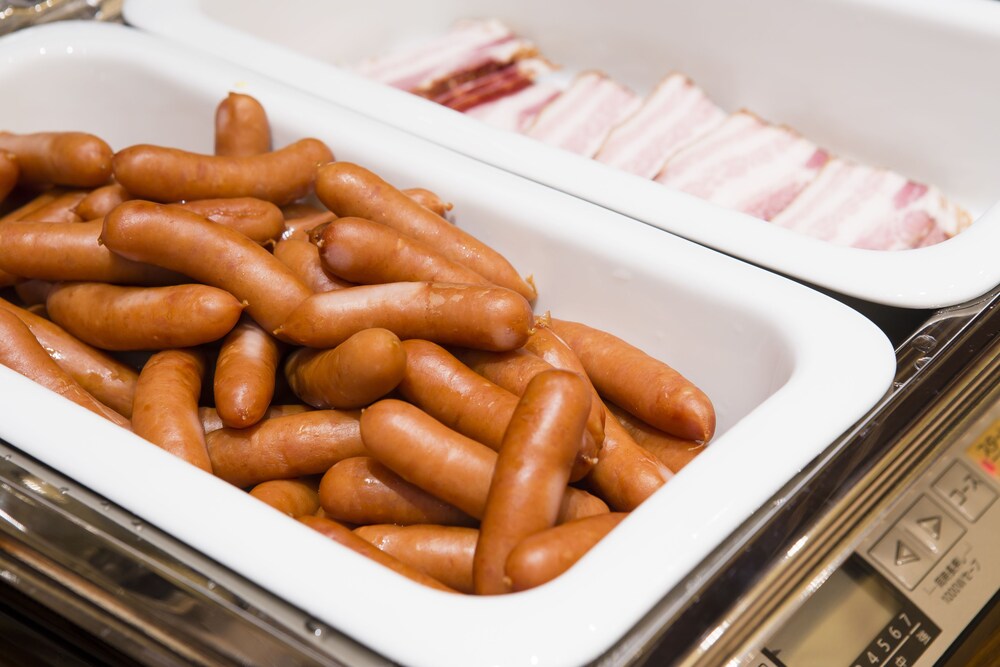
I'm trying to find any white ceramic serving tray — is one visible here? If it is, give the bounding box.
[121,0,1000,310]
[0,22,895,667]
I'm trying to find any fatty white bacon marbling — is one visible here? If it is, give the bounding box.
[595,73,727,179]
[655,111,829,221]
[353,18,538,94]
[465,82,562,132]
[771,159,972,250]
[525,71,641,158]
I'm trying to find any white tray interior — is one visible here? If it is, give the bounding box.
[0,23,895,667]
[123,0,1000,309]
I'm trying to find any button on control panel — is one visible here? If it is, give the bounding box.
[869,528,934,590]
[897,496,964,556]
[932,461,997,522]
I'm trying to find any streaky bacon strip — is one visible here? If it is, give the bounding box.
[525,71,641,158]
[654,111,829,220]
[352,19,539,94]
[430,59,552,112]
[595,73,727,179]
[465,82,562,132]
[771,158,973,250]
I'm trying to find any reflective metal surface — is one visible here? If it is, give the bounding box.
[0,0,121,35]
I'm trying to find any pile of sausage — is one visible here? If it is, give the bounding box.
[0,92,715,595]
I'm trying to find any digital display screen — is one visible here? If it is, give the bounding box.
[764,559,902,666]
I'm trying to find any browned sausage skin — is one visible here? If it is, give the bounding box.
[75,182,130,220]
[112,138,332,205]
[172,198,285,245]
[199,404,310,434]
[19,190,86,223]
[607,402,706,473]
[298,515,456,593]
[275,282,532,351]
[0,296,137,417]
[0,131,113,188]
[0,151,17,203]
[474,370,592,595]
[0,309,130,429]
[284,328,406,409]
[316,216,493,287]
[319,457,476,527]
[354,524,477,594]
[213,317,283,429]
[214,92,272,158]
[506,512,628,592]
[101,201,312,333]
[314,162,536,300]
[206,409,365,488]
[273,237,353,292]
[249,478,319,517]
[359,399,607,523]
[549,318,716,442]
[131,348,212,472]
[45,282,244,351]
[0,220,185,285]
[401,187,453,217]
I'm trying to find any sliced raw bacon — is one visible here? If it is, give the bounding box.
[771,159,973,250]
[525,71,641,158]
[595,73,727,179]
[655,111,829,221]
[352,19,538,95]
[465,82,562,132]
[429,58,553,112]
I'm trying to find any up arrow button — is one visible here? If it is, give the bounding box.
[917,515,942,541]
[895,540,920,566]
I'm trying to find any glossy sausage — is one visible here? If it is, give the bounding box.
[75,182,130,220]
[0,151,17,203]
[101,201,312,333]
[112,138,333,205]
[214,92,271,157]
[0,131,112,187]
[19,190,86,223]
[298,515,455,593]
[607,402,706,473]
[550,318,716,442]
[284,328,406,409]
[319,457,476,527]
[199,404,310,434]
[173,198,285,245]
[354,524,476,594]
[0,220,184,285]
[131,348,212,472]
[0,296,137,417]
[474,370,591,595]
[206,409,365,488]
[506,512,628,592]
[0,309,130,429]
[0,190,59,224]
[275,282,532,351]
[316,216,493,286]
[359,399,607,522]
[457,347,604,480]
[519,324,671,508]
[45,282,244,351]
[273,238,353,292]
[249,478,319,517]
[401,187,452,217]
[279,203,336,242]
[213,317,282,429]
[314,162,535,300]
